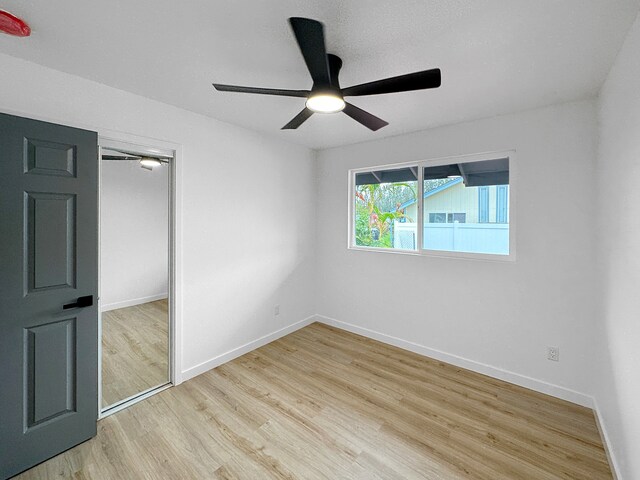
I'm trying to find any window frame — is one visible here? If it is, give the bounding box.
[348,150,516,262]
[350,164,420,254]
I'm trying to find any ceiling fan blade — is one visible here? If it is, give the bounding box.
[343,103,388,131]
[213,84,309,97]
[288,17,331,87]
[282,108,314,130]
[342,68,441,97]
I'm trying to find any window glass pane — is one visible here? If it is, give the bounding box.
[447,213,466,223]
[429,213,446,223]
[354,168,418,250]
[423,158,509,255]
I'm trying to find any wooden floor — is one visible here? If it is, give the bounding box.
[17,323,611,479]
[101,299,169,408]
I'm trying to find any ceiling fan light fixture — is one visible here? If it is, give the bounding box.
[305,93,345,113]
[140,157,162,168]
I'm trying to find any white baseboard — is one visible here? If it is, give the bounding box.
[316,314,594,408]
[101,293,168,312]
[593,399,622,480]
[181,315,316,382]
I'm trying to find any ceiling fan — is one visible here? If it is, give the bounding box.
[213,17,441,131]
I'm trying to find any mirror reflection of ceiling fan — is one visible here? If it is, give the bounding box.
[213,17,441,131]
[101,149,170,170]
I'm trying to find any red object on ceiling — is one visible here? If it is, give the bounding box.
[0,10,31,37]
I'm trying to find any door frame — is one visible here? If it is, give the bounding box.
[97,132,183,417]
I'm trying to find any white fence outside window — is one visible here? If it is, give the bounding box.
[393,221,509,255]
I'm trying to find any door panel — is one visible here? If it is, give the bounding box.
[0,112,98,479]
[26,192,77,291]
[24,138,77,177]
[26,318,77,428]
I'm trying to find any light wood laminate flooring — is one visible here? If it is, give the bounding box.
[18,323,612,479]
[101,299,169,408]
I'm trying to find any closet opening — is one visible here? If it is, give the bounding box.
[98,139,175,416]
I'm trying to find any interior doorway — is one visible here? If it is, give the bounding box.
[98,138,175,415]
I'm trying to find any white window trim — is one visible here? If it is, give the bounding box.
[348,150,517,262]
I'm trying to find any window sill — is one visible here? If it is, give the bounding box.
[348,245,422,256]
[348,245,516,262]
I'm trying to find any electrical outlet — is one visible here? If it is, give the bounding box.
[274,305,280,316]
[547,346,559,362]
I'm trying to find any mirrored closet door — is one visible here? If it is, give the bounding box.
[100,145,172,412]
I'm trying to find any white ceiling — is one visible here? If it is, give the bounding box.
[1,0,638,149]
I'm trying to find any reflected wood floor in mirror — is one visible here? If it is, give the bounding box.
[18,323,611,479]
[102,299,169,408]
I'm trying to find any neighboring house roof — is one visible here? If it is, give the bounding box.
[396,177,463,210]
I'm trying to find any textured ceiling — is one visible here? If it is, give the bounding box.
[0,0,638,149]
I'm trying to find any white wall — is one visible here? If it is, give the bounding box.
[595,12,640,480]
[316,100,599,404]
[100,160,169,310]
[0,52,317,381]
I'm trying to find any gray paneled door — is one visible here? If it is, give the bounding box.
[0,113,99,479]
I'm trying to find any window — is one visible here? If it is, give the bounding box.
[354,167,418,250]
[496,185,508,223]
[350,153,513,259]
[429,213,446,223]
[423,158,509,255]
[428,212,465,223]
[478,187,489,223]
[447,213,466,223]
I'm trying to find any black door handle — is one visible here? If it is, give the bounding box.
[63,295,94,310]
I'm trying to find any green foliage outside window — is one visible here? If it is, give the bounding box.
[354,182,416,248]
